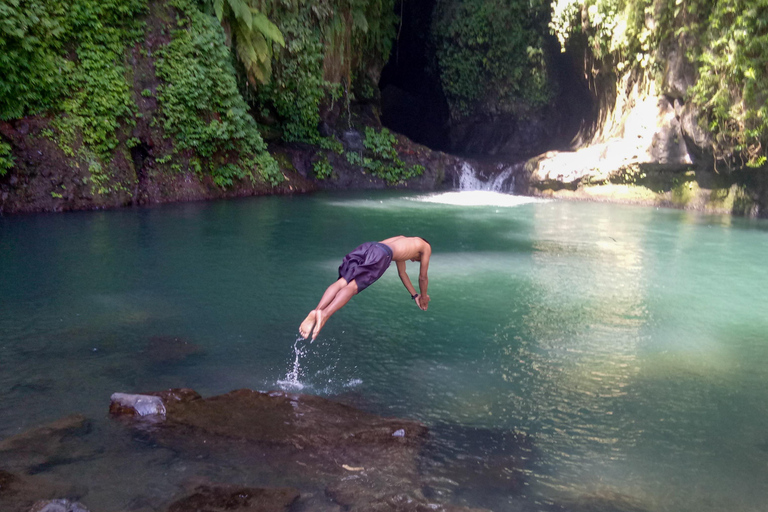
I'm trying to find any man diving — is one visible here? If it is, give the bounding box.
[299,235,431,340]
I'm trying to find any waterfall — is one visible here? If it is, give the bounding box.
[457,162,516,193]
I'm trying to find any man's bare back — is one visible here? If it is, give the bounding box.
[299,236,431,340]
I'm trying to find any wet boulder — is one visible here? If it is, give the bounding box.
[29,499,90,512]
[0,470,75,512]
[0,415,92,474]
[141,336,205,365]
[165,484,299,512]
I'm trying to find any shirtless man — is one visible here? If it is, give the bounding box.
[299,236,431,340]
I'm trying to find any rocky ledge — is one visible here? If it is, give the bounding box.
[107,388,487,512]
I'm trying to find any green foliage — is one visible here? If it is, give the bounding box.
[431,0,553,119]
[0,0,70,120]
[156,0,282,187]
[551,0,768,168]
[247,0,397,143]
[686,0,768,167]
[363,126,398,159]
[55,0,146,160]
[313,154,333,179]
[318,135,344,154]
[253,11,328,142]
[1,0,145,166]
[0,137,14,175]
[200,0,285,84]
[343,127,424,184]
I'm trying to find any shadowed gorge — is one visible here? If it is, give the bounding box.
[379,0,594,159]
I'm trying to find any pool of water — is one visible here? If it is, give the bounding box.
[2,191,768,511]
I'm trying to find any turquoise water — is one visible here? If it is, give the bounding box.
[2,191,768,511]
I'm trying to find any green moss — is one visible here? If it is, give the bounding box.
[671,175,699,206]
[313,154,333,179]
[342,127,424,185]
[431,0,553,120]
[155,0,282,187]
[0,137,13,175]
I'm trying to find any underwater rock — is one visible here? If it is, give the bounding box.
[142,336,204,364]
[557,490,650,512]
[28,499,90,512]
[0,415,92,473]
[165,485,299,512]
[0,470,73,512]
[112,388,477,510]
[154,388,427,449]
[419,423,532,508]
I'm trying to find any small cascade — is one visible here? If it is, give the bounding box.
[457,162,517,193]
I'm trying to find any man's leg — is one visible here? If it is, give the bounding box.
[312,279,358,340]
[299,278,349,338]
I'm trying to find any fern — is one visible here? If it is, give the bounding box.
[203,0,285,84]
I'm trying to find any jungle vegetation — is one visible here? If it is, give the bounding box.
[0,0,766,185]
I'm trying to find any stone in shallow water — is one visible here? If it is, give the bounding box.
[0,415,92,474]
[165,485,299,512]
[0,470,75,512]
[29,499,90,512]
[109,393,167,417]
[111,388,491,511]
[142,335,205,364]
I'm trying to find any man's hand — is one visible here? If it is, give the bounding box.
[414,293,430,311]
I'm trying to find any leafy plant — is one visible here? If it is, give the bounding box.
[201,0,285,84]
[0,137,14,175]
[313,154,333,179]
[431,0,553,120]
[156,0,282,187]
[343,127,424,184]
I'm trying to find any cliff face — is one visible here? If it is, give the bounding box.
[0,0,459,215]
[522,2,768,217]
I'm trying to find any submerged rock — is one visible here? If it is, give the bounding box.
[0,414,92,474]
[0,470,74,512]
[142,335,204,365]
[110,388,491,511]
[165,485,298,512]
[29,499,90,512]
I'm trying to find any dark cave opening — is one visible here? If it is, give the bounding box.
[378,0,595,160]
[378,0,451,152]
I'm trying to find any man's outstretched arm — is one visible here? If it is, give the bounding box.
[396,260,418,299]
[417,246,431,310]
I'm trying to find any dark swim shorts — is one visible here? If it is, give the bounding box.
[338,242,393,292]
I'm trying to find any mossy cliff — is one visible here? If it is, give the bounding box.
[0,0,457,214]
[522,0,768,216]
[2,0,768,216]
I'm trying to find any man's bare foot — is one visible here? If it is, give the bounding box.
[299,310,316,339]
[311,309,327,341]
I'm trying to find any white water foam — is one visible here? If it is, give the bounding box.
[415,190,542,207]
[415,161,544,207]
[458,162,515,192]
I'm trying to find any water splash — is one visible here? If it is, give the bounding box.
[277,337,308,390]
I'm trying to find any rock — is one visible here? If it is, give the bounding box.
[29,499,90,512]
[157,389,427,449]
[341,130,364,152]
[109,393,166,417]
[142,336,204,365]
[165,485,299,512]
[0,415,91,473]
[0,470,73,512]
[112,389,480,511]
